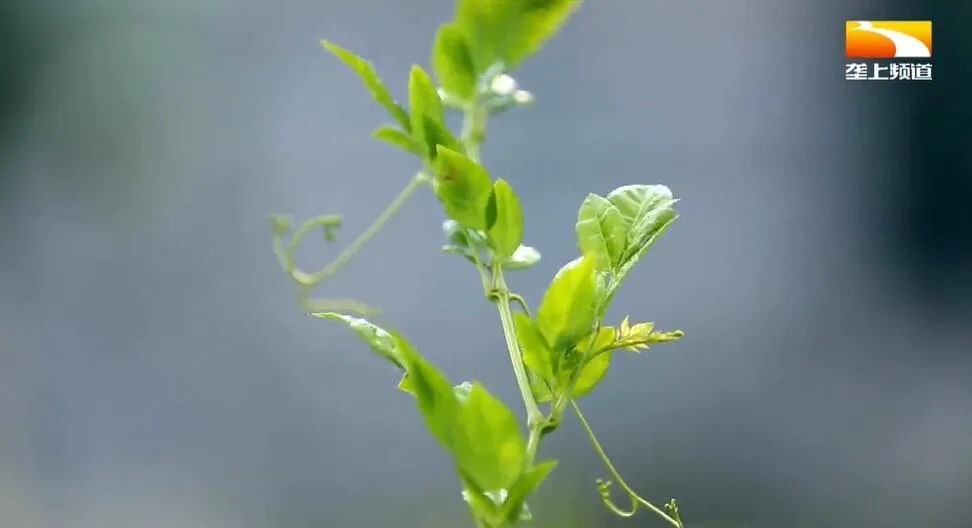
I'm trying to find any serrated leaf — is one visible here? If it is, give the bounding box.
[514,311,553,381]
[535,254,600,350]
[433,22,476,100]
[576,193,627,270]
[372,124,421,154]
[502,459,558,522]
[321,40,410,131]
[434,146,493,229]
[504,245,542,270]
[486,179,524,260]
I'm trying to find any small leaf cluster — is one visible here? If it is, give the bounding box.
[514,185,683,409]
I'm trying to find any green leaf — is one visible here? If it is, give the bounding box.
[605,184,678,268]
[371,124,420,154]
[433,22,476,100]
[321,40,410,131]
[408,65,446,159]
[504,0,582,67]
[424,114,462,160]
[486,179,524,260]
[514,311,552,381]
[502,459,559,522]
[571,327,615,397]
[454,383,527,490]
[504,244,542,270]
[535,254,600,350]
[576,193,627,270]
[455,0,582,70]
[433,146,493,229]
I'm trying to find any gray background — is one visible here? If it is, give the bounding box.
[2,1,970,527]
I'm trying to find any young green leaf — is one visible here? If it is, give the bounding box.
[514,311,553,381]
[504,244,542,270]
[604,316,685,353]
[570,326,614,397]
[501,459,559,522]
[433,22,477,100]
[535,254,600,350]
[572,351,611,397]
[321,40,410,131]
[408,65,448,158]
[371,124,421,154]
[434,146,493,230]
[576,193,627,270]
[486,179,524,260]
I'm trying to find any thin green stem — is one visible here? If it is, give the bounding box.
[279,172,429,313]
[492,265,544,430]
[570,399,683,528]
[305,172,429,283]
[509,293,531,317]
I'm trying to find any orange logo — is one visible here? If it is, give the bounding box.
[845,21,932,58]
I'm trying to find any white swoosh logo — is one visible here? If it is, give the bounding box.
[850,21,930,57]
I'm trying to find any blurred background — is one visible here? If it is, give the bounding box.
[2,0,970,527]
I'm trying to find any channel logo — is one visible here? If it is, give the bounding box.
[845,21,932,58]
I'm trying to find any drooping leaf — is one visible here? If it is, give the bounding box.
[433,22,477,100]
[486,179,524,260]
[576,193,627,270]
[371,124,421,154]
[313,313,406,370]
[502,459,559,522]
[322,40,410,131]
[514,311,553,381]
[535,254,600,350]
[504,244,542,270]
[318,313,526,492]
[454,382,527,490]
[434,146,493,229]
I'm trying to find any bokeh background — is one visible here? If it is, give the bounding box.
[2,1,970,527]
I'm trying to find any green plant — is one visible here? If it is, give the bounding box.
[270,2,687,526]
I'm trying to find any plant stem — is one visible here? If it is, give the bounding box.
[570,399,683,528]
[461,104,488,162]
[492,266,545,437]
